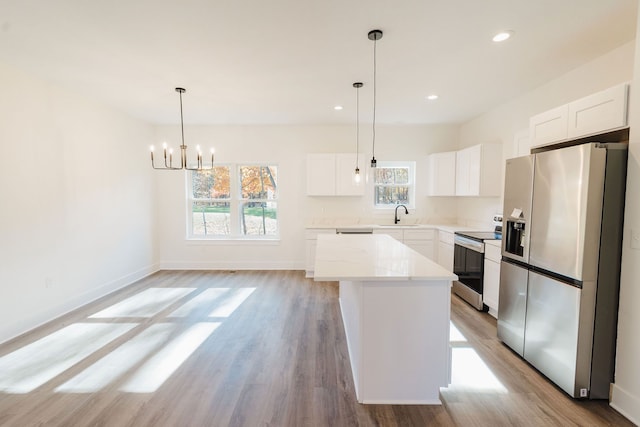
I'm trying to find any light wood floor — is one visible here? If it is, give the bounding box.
[0,270,632,426]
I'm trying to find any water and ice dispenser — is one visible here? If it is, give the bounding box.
[504,220,525,256]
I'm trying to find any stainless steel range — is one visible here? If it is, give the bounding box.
[452,230,502,311]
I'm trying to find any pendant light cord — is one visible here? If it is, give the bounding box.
[372,37,377,159]
[356,84,360,166]
[179,90,186,149]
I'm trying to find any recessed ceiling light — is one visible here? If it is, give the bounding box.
[334,105,343,111]
[426,94,439,101]
[492,31,513,42]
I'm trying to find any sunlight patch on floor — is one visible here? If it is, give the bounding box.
[120,322,220,393]
[168,287,256,318]
[0,323,136,393]
[89,288,196,318]
[208,288,256,317]
[449,321,508,394]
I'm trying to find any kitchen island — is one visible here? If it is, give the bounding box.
[314,234,458,404]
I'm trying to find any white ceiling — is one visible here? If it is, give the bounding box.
[0,0,637,126]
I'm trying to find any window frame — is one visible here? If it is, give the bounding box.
[372,161,416,210]
[186,163,279,240]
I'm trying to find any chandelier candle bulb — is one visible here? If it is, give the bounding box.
[150,88,216,171]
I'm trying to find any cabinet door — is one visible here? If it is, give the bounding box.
[335,153,364,196]
[437,241,454,271]
[512,129,531,158]
[427,152,456,196]
[455,149,470,196]
[307,154,336,195]
[529,104,569,148]
[483,259,500,318]
[406,241,435,261]
[567,83,628,139]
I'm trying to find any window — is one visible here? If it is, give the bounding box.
[373,161,415,208]
[189,165,278,239]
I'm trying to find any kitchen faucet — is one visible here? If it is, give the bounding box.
[394,204,409,224]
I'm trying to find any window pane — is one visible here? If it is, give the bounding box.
[240,202,277,236]
[394,168,409,184]
[192,167,230,199]
[192,201,230,235]
[374,186,409,205]
[374,167,409,185]
[240,166,277,199]
[374,168,394,184]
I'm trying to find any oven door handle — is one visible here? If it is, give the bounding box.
[454,236,484,253]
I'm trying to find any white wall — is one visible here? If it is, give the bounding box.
[610,11,640,424]
[457,41,636,228]
[154,124,459,269]
[0,62,157,344]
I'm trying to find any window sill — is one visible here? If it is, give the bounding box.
[186,237,281,246]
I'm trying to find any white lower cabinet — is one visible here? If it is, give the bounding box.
[305,228,336,277]
[403,229,435,260]
[436,231,454,271]
[483,242,501,318]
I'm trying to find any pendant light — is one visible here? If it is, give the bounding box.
[150,88,215,170]
[368,29,383,168]
[353,82,363,184]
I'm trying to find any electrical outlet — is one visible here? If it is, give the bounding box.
[580,388,588,398]
[45,277,53,288]
[632,228,640,250]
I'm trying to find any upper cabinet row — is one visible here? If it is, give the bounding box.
[307,153,363,196]
[427,143,501,197]
[529,83,629,149]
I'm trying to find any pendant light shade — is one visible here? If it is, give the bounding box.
[368,29,383,168]
[150,88,215,170]
[353,82,363,184]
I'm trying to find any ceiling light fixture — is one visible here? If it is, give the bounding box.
[150,88,214,170]
[334,105,344,110]
[353,82,363,184]
[427,94,439,101]
[368,29,383,168]
[492,31,513,42]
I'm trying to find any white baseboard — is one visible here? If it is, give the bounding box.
[159,260,304,270]
[610,384,640,425]
[0,263,160,345]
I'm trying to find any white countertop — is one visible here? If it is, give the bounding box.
[314,234,458,282]
[305,222,489,234]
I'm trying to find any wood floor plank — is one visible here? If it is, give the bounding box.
[0,270,632,426]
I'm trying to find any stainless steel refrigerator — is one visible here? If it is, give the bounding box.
[497,142,627,399]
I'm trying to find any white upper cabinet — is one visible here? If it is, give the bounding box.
[307,154,336,196]
[530,83,629,149]
[427,151,456,196]
[529,105,569,148]
[511,129,531,159]
[306,153,364,196]
[455,144,501,197]
[567,83,628,139]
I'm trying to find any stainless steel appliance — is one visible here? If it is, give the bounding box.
[453,230,502,311]
[497,142,627,399]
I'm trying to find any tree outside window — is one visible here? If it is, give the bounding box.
[189,165,278,238]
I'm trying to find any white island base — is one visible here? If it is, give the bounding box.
[314,234,457,405]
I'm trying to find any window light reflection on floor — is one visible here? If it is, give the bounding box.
[55,323,178,393]
[2,283,257,395]
[449,321,507,393]
[0,323,136,393]
[120,322,220,393]
[90,288,196,318]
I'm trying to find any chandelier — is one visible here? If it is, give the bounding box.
[150,88,214,170]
